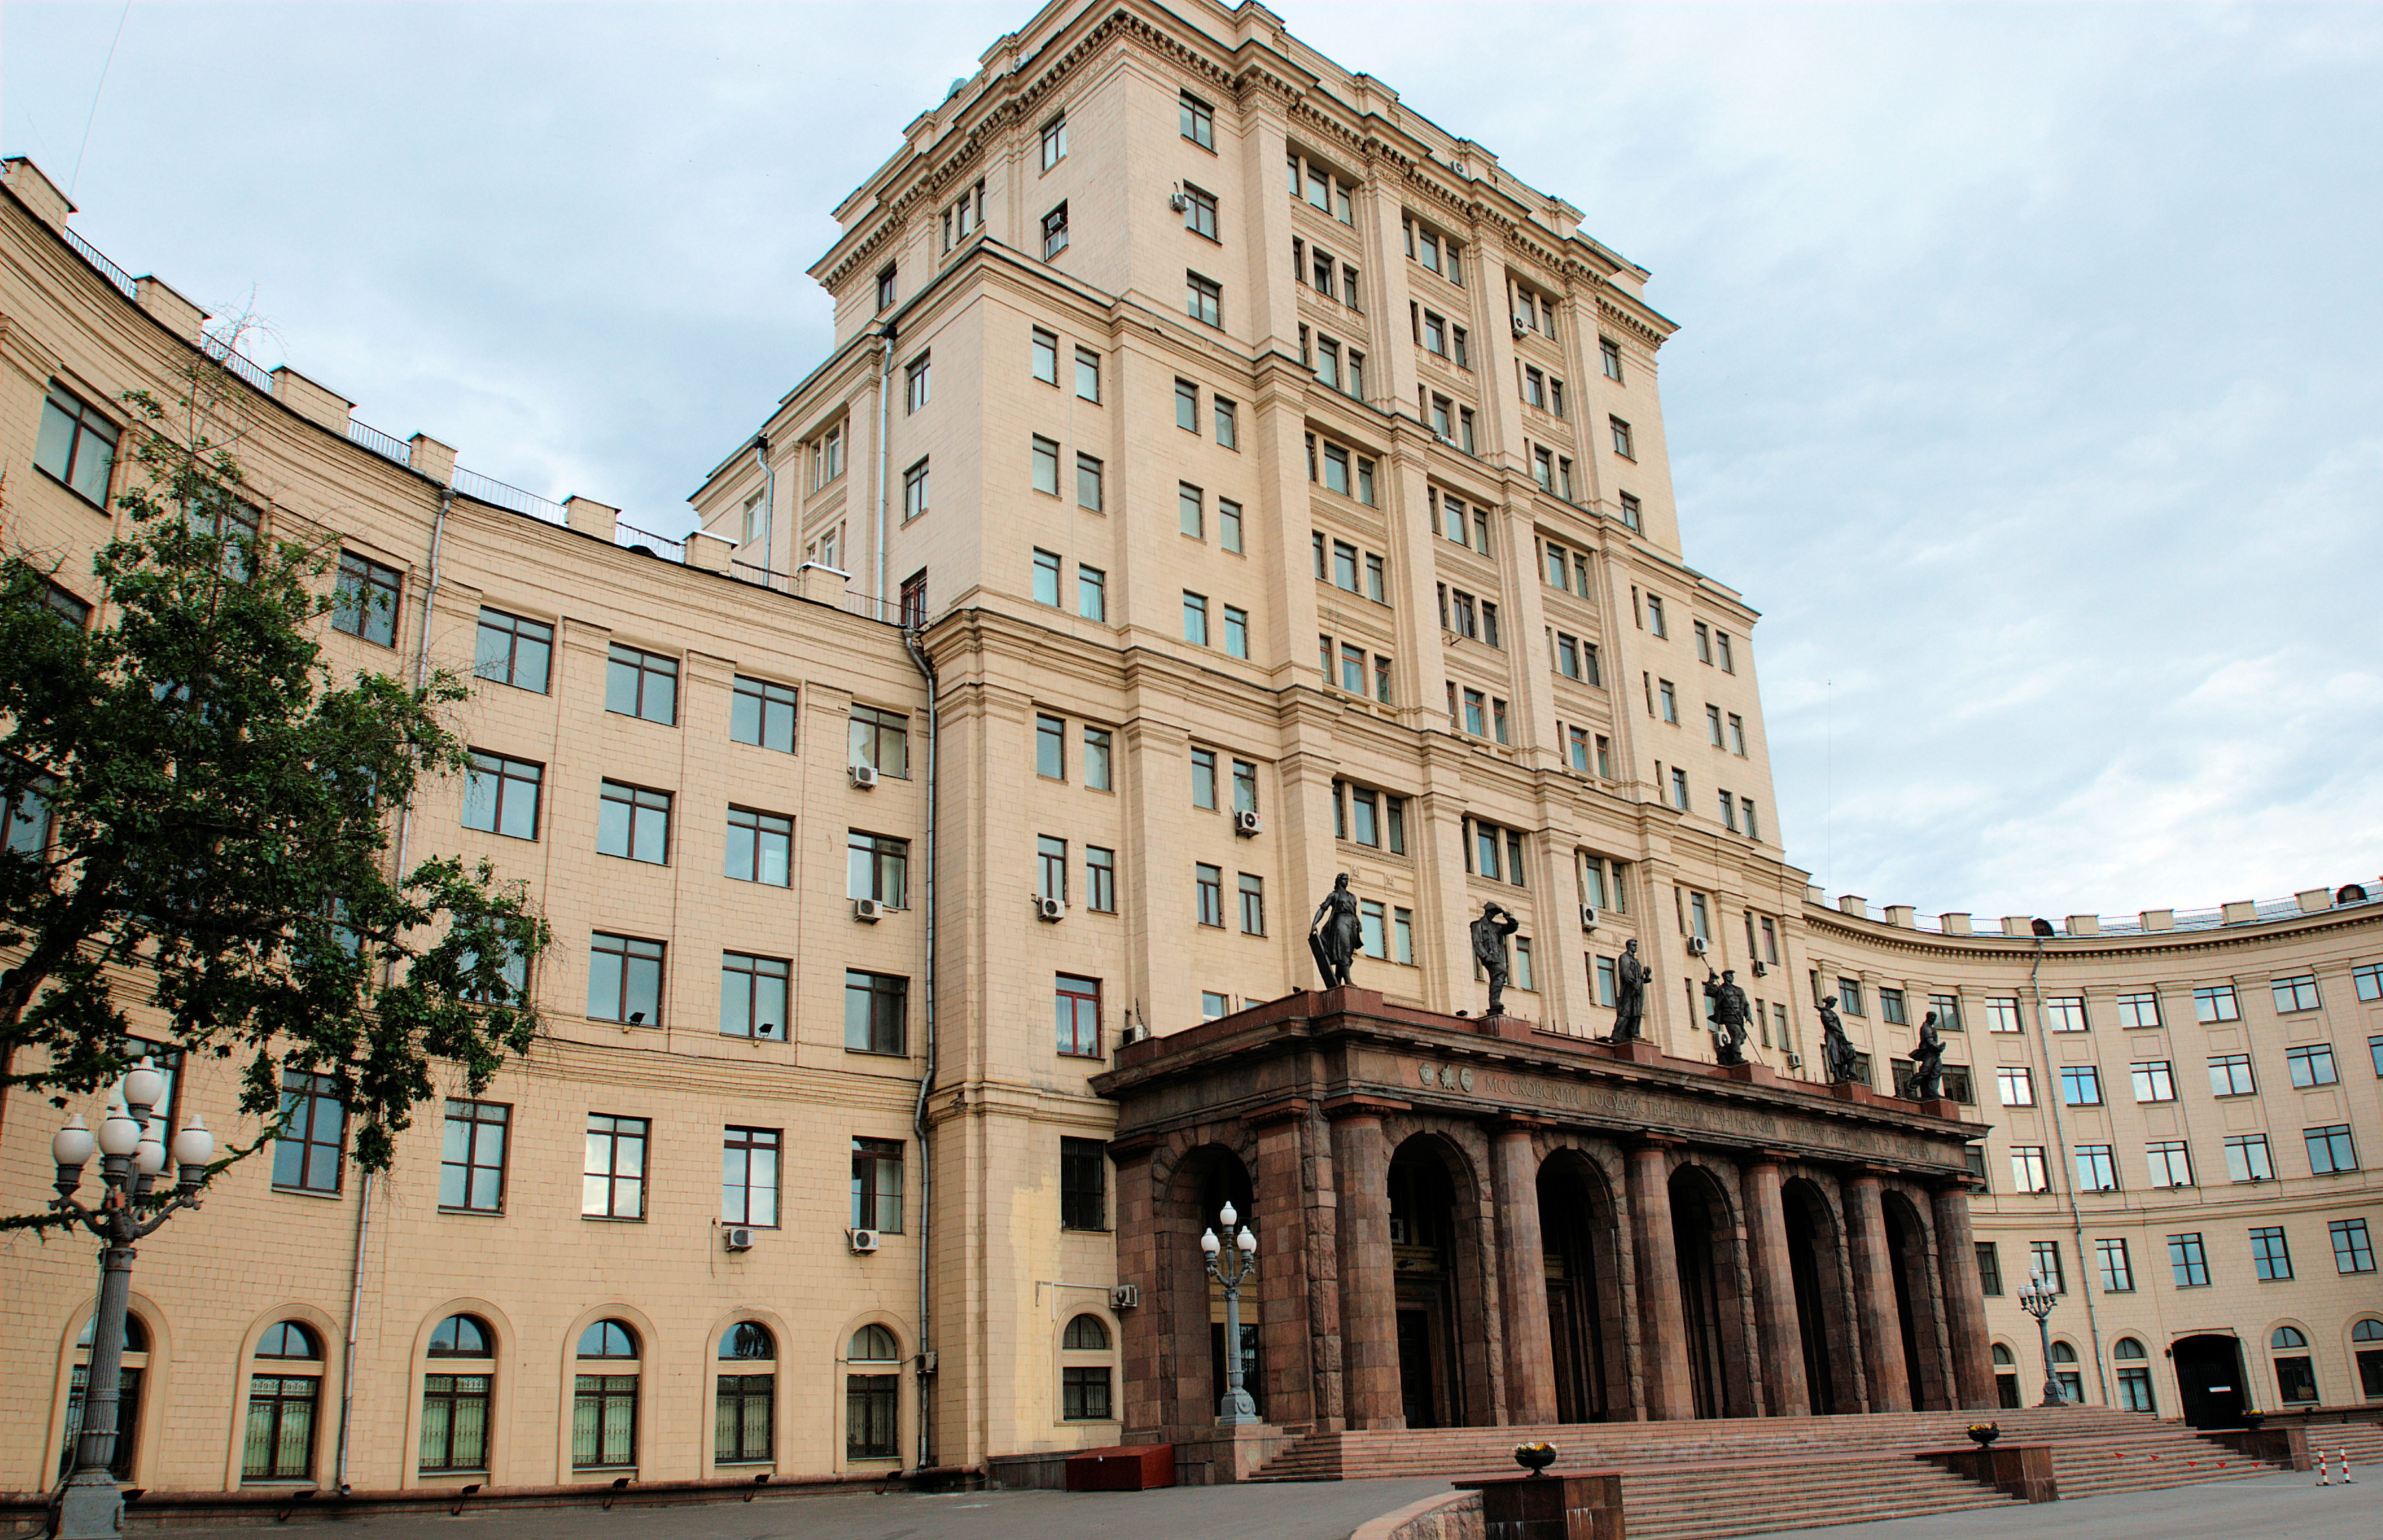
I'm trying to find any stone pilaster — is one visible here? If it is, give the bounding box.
[1740,1158,1809,1418]
[1328,1102,1403,1428]
[1931,1182,1997,1410]
[1844,1171,1912,1412]
[1626,1143,1695,1419]
[1491,1125,1557,1423]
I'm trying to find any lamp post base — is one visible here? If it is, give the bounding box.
[1216,1388,1260,1425]
[2040,1381,2068,1407]
[56,1471,123,1540]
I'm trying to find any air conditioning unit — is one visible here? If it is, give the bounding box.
[850,764,880,789]
[1035,895,1066,921]
[1110,1284,1140,1309]
[1433,431,1457,448]
[1751,959,1768,977]
[1512,317,1529,339]
[1121,1021,1151,1045]
[1233,809,1262,837]
[722,1226,755,1252]
[848,1228,882,1254]
[1579,905,1600,933]
[1687,935,1709,957]
[852,898,886,922]
[1168,185,1188,212]
[1389,1217,1409,1244]
[1786,1052,1804,1069]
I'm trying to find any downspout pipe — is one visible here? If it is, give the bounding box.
[902,629,938,1471]
[2029,935,2111,1406]
[335,483,453,1491]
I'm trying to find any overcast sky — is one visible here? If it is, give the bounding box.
[9,2,2380,922]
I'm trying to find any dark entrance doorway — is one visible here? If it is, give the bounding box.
[1538,1154,1616,1423]
[1396,1310,1435,1427]
[1881,1195,1932,1410]
[2172,1335,2248,1429]
[1166,1145,1255,1429]
[1782,1182,1838,1414]
[1389,1140,1464,1429]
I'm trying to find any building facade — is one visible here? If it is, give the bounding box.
[0,0,2375,1504]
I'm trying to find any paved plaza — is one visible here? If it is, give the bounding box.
[147,1465,2377,1540]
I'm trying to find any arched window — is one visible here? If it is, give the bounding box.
[243,1322,322,1482]
[2048,1340,2083,1404]
[421,1314,494,1475]
[2272,1325,2318,1404]
[2355,1319,2383,1400]
[1059,1314,1114,1421]
[63,1312,152,1480]
[716,1324,775,1465]
[574,1320,640,1470]
[1991,1344,2015,1364]
[2111,1336,2154,1414]
[1989,1341,2020,1409]
[847,1325,900,1461]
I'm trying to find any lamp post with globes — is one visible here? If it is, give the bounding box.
[49,1056,215,1540]
[1200,1200,1260,1426]
[2015,1270,2067,1407]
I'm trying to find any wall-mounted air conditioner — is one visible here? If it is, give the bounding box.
[850,764,880,789]
[1687,935,1709,957]
[723,1226,755,1252]
[1035,896,1066,921]
[853,898,886,922]
[1579,905,1599,933]
[1233,810,1262,837]
[848,1228,882,1254]
[1110,1284,1140,1309]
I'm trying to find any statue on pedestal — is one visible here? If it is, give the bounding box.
[1472,902,1521,1016]
[1906,1010,1947,1101]
[1704,968,1751,1066]
[1608,938,1649,1043]
[1819,996,1861,1084]
[1308,872,1361,989]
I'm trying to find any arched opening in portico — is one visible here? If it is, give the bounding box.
[1387,1134,1486,1429]
[1161,1142,1256,1429]
[1781,1177,1851,1415]
[1538,1149,1625,1423]
[1667,1164,1751,1419]
[1881,1191,1944,1410]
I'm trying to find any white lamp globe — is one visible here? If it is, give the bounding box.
[121,1056,167,1114]
[171,1114,215,1169]
[134,1132,167,1176]
[1201,1228,1221,1257]
[1238,1226,1258,1254]
[97,1101,141,1157]
[1218,1200,1237,1230]
[52,1114,95,1167]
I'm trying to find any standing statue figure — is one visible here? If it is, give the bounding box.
[1703,968,1752,1066]
[1472,902,1522,1016]
[1308,872,1362,989]
[1818,996,1861,1084]
[1906,1010,1947,1101]
[1608,938,1650,1043]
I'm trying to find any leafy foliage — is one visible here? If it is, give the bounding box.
[0,358,548,1205]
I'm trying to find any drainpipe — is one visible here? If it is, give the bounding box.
[333,483,453,1491]
[902,629,939,1471]
[2029,935,2111,1406]
[874,323,896,619]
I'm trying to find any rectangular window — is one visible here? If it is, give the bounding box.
[1074,564,1107,622]
[2028,1241,2065,1292]
[2225,1133,2274,1183]
[2075,1144,2118,1191]
[1056,974,1102,1058]
[438,1099,510,1213]
[587,932,664,1025]
[1192,749,1217,810]
[2209,1053,2256,1096]
[1084,845,1116,913]
[1180,483,1204,539]
[1659,679,1678,723]
[2131,1060,2176,1102]
[1222,605,1249,659]
[596,780,672,865]
[1033,328,1058,384]
[1601,338,1625,381]
[849,705,910,778]
[1078,725,1113,791]
[1036,713,1066,780]
[1985,998,2023,1033]
[2358,962,2383,1002]
[2096,1237,2134,1293]
[1180,91,1214,148]
[720,952,789,1042]
[1061,1137,1107,1230]
[333,552,402,648]
[1610,416,1635,458]
[2060,1066,2104,1106]
[1196,863,1223,927]
[1358,898,1387,960]
[729,677,798,754]
[1041,113,1067,169]
[905,352,931,413]
[2117,990,2161,1029]
[1238,872,1265,936]
[1186,272,1222,327]
[852,1137,904,1231]
[723,806,792,888]
[2288,1042,2339,1087]
[1183,591,1209,646]
[2146,1140,2194,1188]
[462,751,542,841]
[1214,395,1238,448]
[1393,907,1414,964]
[1976,1242,2004,1296]
[2044,997,2087,1032]
[2330,1217,2375,1274]
[2168,1233,2211,1287]
[420,1375,491,1473]
[2194,983,2241,1022]
[1042,201,1070,259]
[902,458,930,521]
[1997,1067,2036,1106]
[2307,1123,2359,1174]
[2010,1146,2049,1193]
[1031,547,1063,607]
[34,384,119,505]
[1837,979,1866,1017]
[474,609,553,693]
[606,644,679,725]
[845,970,906,1056]
[2273,973,2321,1013]
[847,831,909,907]
[1184,181,1218,239]
[2246,1224,2294,1281]
[583,1114,647,1220]
[1728,714,1747,755]
[1037,835,1068,904]
[272,1072,346,1194]
[723,1126,780,1226]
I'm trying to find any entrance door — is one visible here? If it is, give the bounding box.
[2172,1335,2248,1429]
[1397,1309,1438,1428]
[1547,1276,1587,1424]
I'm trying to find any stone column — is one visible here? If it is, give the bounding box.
[1110,1141,1167,1436]
[1844,1171,1912,1412]
[1625,1143,1695,1419]
[1492,1125,1558,1425]
[1740,1158,1810,1418]
[1328,1102,1402,1429]
[1931,1182,1997,1410]
[1251,1101,1321,1430]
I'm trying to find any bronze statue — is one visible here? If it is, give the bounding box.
[1608,938,1649,1042]
[1704,968,1751,1066]
[1818,996,1860,1084]
[1472,901,1521,1015]
[1907,1010,1946,1101]
[1308,872,1361,988]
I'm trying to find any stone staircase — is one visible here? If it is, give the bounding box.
[2298,1419,2383,1473]
[1255,1406,2290,1537]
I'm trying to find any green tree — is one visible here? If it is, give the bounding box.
[0,355,548,1223]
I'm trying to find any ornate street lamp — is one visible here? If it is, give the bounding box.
[2015,1270,2067,1406]
[50,1058,215,1540]
[1201,1200,1260,1426]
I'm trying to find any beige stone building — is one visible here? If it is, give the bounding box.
[0,0,2375,1507]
